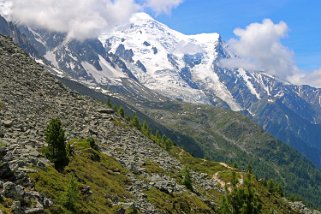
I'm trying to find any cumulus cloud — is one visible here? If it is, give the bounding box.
[6,0,140,41]
[289,69,321,88]
[221,19,300,80]
[145,0,183,14]
[0,0,12,18]
[173,40,203,55]
[0,0,184,40]
[220,19,321,88]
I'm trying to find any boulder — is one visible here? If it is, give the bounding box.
[97,108,115,114]
[2,120,13,128]
[0,162,15,180]
[3,182,24,201]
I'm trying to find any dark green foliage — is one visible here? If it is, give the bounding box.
[264,179,283,196]
[130,113,140,129]
[141,121,150,137]
[219,173,262,214]
[118,106,125,118]
[107,98,112,108]
[231,171,238,187]
[45,118,68,169]
[87,137,99,151]
[109,101,175,152]
[64,174,80,211]
[181,167,193,191]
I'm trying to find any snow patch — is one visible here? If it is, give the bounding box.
[44,51,59,68]
[81,56,126,85]
[238,68,261,99]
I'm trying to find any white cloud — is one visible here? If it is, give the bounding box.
[220,19,321,88]
[0,0,184,40]
[221,19,301,81]
[0,0,12,18]
[290,69,321,88]
[145,0,183,14]
[5,0,140,41]
[173,40,203,55]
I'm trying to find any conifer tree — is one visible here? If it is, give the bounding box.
[130,113,140,129]
[45,118,68,169]
[65,174,79,210]
[181,167,193,191]
[118,106,125,118]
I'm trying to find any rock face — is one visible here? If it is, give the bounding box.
[288,201,321,214]
[0,35,220,213]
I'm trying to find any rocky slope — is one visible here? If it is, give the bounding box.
[1,33,318,213]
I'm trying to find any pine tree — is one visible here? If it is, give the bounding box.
[118,106,125,118]
[181,167,193,191]
[141,121,150,137]
[65,174,79,210]
[130,113,140,129]
[45,118,68,169]
[231,171,238,187]
[107,98,112,108]
[219,172,262,214]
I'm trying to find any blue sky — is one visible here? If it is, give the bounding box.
[154,0,321,71]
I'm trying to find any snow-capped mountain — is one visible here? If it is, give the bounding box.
[0,13,321,168]
[100,13,241,110]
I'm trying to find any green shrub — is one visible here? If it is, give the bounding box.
[88,137,99,151]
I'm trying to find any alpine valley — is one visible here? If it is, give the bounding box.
[1,11,321,212]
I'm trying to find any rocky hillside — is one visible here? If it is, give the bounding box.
[0,35,316,213]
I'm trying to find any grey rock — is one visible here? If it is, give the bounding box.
[97,108,115,114]
[24,208,44,214]
[3,182,24,201]
[2,120,13,128]
[11,200,22,214]
[43,197,53,208]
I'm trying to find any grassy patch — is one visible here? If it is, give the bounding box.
[0,197,13,214]
[142,160,165,174]
[0,101,4,110]
[29,139,132,214]
[145,188,213,214]
[0,140,6,148]
[170,147,226,176]
[112,118,130,129]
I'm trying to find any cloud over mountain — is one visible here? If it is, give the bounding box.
[221,19,321,88]
[145,0,183,14]
[0,0,184,41]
